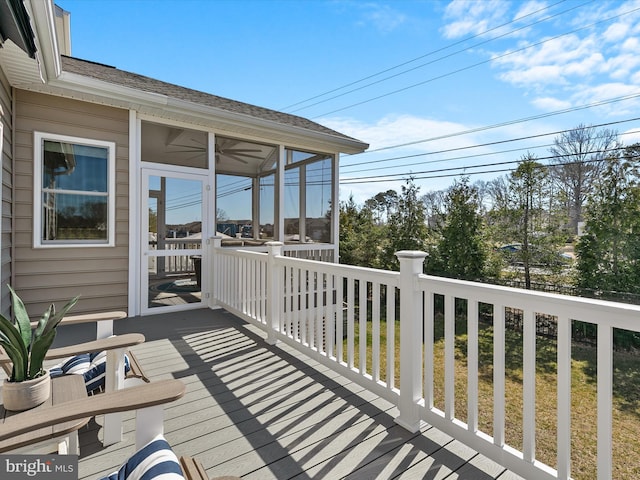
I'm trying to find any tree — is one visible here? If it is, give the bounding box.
[339,195,384,268]
[426,177,489,280]
[381,178,429,271]
[364,190,398,225]
[575,143,640,294]
[549,124,620,235]
[503,154,562,288]
[421,189,445,228]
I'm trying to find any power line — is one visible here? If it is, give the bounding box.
[313,5,640,119]
[340,119,640,175]
[340,145,632,185]
[288,1,588,114]
[342,92,640,159]
[281,0,575,112]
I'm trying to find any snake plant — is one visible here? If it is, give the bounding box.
[0,286,79,382]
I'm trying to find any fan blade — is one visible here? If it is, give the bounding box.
[222,154,249,164]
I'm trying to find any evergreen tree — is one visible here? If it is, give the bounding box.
[426,177,488,279]
[381,178,429,271]
[575,144,640,294]
[339,195,384,268]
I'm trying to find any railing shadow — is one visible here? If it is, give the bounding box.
[114,308,505,479]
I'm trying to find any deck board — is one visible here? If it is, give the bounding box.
[72,308,522,479]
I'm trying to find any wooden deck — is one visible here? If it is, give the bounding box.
[70,308,523,479]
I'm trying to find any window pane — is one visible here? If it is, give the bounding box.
[43,141,108,192]
[284,167,300,241]
[259,174,274,240]
[306,157,332,243]
[42,192,107,241]
[217,174,252,240]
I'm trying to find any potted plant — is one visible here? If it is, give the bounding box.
[0,286,78,411]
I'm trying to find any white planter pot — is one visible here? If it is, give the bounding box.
[2,371,51,411]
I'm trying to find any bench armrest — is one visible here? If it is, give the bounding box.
[30,310,127,329]
[0,379,185,442]
[0,333,145,366]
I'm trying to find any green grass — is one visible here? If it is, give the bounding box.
[346,317,640,480]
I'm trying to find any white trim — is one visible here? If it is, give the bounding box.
[332,153,340,253]
[140,167,209,316]
[33,131,116,248]
[128,111,140,316]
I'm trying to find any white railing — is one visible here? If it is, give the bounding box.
[209,240,640,480]
[149,238,202,276]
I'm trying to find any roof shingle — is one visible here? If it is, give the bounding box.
[61,55,366,146]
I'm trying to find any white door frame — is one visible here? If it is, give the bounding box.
[140,165,210,315]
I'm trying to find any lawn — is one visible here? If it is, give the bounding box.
[347,315,640,480]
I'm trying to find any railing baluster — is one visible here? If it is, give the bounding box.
[372,282,381,382]
[347,277,355,369]
[359,279,367,375]
[387,284,396,391]
[557,316,572,480]
[468,300,479,433]
[494,305,506,447]
[597,324,613,480]
[424,289,434,409]
[445,294,455,420]
[336,274,344,363]
[523,309,536,463]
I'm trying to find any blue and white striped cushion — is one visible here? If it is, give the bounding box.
[100,435,185,480]
[50,351,131,393]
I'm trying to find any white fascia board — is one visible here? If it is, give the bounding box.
[25,0,61,81]
[165,96,368,154]
[50,72,368,155]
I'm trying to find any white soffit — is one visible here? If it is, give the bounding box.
[0,40,42,86]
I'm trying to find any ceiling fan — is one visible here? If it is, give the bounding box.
[167,137,263,165]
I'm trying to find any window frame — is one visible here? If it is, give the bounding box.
[33,132,116,248]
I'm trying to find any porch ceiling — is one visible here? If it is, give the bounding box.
[141,120,277,175]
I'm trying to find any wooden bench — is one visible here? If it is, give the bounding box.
[0,379,239,480]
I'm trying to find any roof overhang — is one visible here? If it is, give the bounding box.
[0,0,60,86]
[36,71,368,154]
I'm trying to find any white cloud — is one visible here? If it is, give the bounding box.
[321,113,470,152]
[570,82,640,116]
[531,97,571,110]
[356,3,407,33]
[603,22,630,43]
[513,1,549,22]
[621,127,640,145]
[442,0,510,38]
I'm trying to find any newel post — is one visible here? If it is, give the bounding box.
[209,236,222,309]
[395,250,428,433]
[266,241,284,345]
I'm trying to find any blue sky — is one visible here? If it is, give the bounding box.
[58,0,640,206]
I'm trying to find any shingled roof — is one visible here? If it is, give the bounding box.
[60,55,366,146]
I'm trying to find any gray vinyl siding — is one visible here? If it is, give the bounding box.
[13,90,129,317]
[0,68,13,318]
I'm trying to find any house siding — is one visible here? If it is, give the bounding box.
[13,90,129,317]
[0,68,13,318]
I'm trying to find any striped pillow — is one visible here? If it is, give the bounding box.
[50,351,131,393]
[100,435,185,480]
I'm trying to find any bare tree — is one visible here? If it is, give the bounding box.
[421,189,445,228]
[549,124,620,234]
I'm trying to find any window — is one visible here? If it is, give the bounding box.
[284,148,333,243]
[34,132,115,247]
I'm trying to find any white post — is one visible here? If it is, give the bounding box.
[266,241,283,345]
[102,348,126,445]
[395,250,427,433]
[210,236,222,308]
